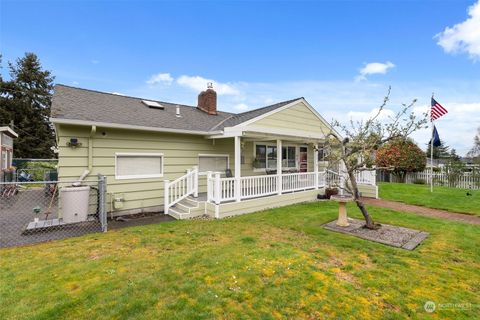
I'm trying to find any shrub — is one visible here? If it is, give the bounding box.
[413,178,426,185]
[376,139,426,182]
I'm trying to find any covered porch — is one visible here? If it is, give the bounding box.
[207,127,330,201]
[164,128,377,219]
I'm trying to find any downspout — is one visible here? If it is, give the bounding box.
[89,125,96,171]
[73,125,95,186]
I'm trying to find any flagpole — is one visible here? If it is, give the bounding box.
[430,93,434,193]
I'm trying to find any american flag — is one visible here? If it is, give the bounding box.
[431,98,448,121]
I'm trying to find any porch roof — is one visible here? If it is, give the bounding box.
[207,126,327,143]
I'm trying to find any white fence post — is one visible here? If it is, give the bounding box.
[214,172,221,205]
[193,166,198,198]
[186,169,191,194]
[207,171,212,202]
[164,179,170,214]
[314,145,319,189]
[277,139,282,195]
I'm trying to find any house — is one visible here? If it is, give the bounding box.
[50,84,377,219]
[0,126,18,180]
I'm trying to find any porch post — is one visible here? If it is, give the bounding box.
[234,136,241,202]
[193,166,198,197]
[214,172,221,205]
[164,179,170,215]
[277,139,282,195]
[314,143,319,189]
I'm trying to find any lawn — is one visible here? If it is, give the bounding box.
[379,182,480,216]
[1,202,479,319]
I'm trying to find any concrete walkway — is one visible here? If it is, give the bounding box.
[361,198,480,225]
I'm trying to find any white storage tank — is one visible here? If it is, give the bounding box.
[60,186,90,223]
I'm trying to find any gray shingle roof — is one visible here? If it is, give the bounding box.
[51,84,301,133]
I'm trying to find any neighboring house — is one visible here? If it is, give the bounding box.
[0,126,18,174]
[50,84,377,219]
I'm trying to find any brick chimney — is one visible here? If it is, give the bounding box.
[197,82,217,115]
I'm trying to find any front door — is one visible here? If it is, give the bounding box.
[299,147,308,172]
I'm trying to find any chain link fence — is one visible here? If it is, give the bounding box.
[0,175,107,248]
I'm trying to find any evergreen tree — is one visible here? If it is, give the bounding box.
[467,127,480,164]
[449,148,460,161]
[0,53,55,158]
[426,140,450,159]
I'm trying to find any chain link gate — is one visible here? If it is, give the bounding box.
[0,175,108,248]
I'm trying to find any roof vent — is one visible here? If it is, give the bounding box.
[142,100,164,109]
[176,105,181,118]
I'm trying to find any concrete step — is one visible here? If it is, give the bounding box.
[184,197,201,207]
[168,207,188,219]
[176,201,196,212]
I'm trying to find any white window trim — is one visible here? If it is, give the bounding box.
[198,153,230,175]
[253,142,300,173]
[115,152,164,180]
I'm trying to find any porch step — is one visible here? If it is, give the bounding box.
[179,196,203,208]
[168,198,206,220]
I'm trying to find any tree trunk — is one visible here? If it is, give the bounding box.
[347,169,380,230]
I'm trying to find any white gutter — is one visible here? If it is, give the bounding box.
[50,118,222,136]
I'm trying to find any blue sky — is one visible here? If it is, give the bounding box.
[1,0,480,154]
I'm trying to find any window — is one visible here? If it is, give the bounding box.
[267,146,277,169]
[115,153,163,180]
[282,146,296,168]
[254,143,297,170]
[198,154,229,174]
[2,134,13,148]
[254,145,266,169]
[318,146,329,161]
[7,151,12,168]
[1,151,7,170]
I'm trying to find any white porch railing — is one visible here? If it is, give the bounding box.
[164,166,198,214]
[326,170,341,187]
[242,175,278,199]
[282,172,317,192]
[354,170,376,186]
[208,171,327,204]
[327,169,376,187]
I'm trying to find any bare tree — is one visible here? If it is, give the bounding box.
[325,87,428,229]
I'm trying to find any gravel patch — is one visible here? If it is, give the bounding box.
[323,218,429,250]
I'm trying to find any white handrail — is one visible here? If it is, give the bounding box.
[326,169,376,187]
[354,170,376,185]
[164,166,198,214]
[209,171,328,204]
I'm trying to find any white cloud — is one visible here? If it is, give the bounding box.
[146,73,174,86]
[356,61,395,81]
[72,81,79,86]
[233,103,249,111]
[127,77,480,155]
[347,107,396,122]
[177,75,240,95]
[436,0,480,60]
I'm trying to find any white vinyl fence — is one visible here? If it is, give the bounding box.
[384,170,480,190]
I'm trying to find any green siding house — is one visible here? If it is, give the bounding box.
[51,84,377,219]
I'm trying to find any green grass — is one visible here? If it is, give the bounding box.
[379,182,480,216]
[1,202,479,319]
